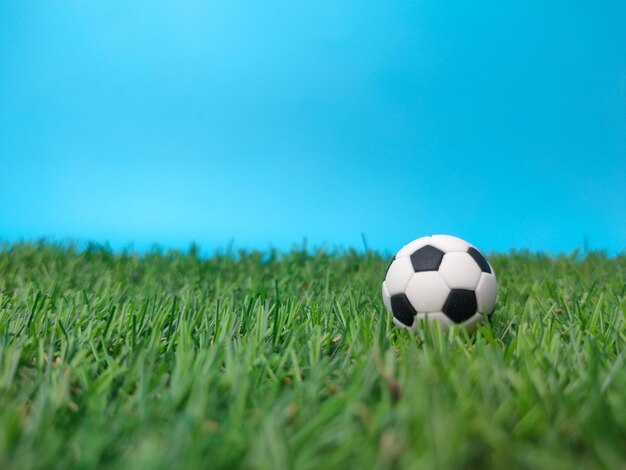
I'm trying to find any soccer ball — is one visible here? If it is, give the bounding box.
[382,235,497,331]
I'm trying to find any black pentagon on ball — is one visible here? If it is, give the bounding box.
[442,289,477,323]
[410,245,444,272]
[467,247,491,273]
[390,293,416,327]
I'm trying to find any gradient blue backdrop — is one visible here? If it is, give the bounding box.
[1,1,624,254]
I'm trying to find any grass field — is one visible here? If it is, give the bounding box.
[0,242,625,469]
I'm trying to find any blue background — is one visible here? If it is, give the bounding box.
[1,1,624,254]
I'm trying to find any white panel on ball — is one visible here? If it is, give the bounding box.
[414,312,453,328]
[405,271,450,313]
[392,317,411,330]
[384,256,415,295]
[428,234,471,253]
[462,313,485,332]
[475,273,497,314]
[395,236,431,258]
[381,282,392,312]
[438,252,482,289]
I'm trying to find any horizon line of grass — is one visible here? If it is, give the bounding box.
[1,237,622,261]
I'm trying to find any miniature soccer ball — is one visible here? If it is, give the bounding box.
[382,235,497,331]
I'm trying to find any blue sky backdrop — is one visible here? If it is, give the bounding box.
[1,1,624,254]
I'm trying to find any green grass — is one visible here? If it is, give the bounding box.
[0,242,625,469]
